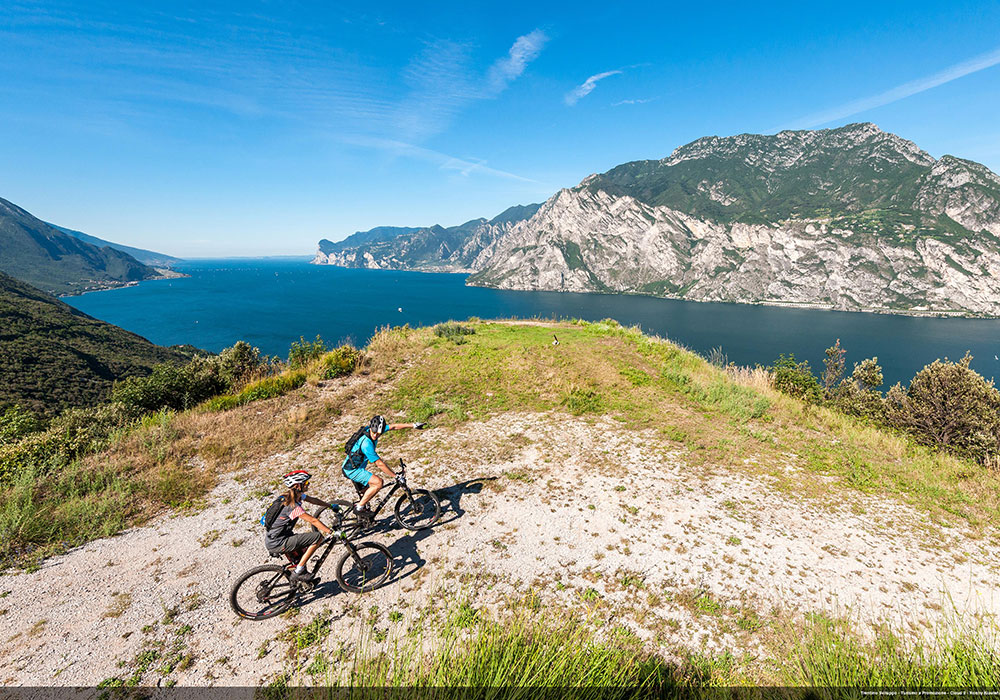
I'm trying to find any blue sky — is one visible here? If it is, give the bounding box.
[2,1,999,257]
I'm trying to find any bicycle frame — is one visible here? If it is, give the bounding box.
[357,460,415,517]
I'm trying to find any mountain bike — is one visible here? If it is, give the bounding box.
[312,459,441,539]
[229,531,392,620]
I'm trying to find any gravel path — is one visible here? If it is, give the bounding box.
[2,411,998,686]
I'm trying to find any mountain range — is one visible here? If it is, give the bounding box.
[0,197,177,296]
[48,223,181,268]
[313,204,541,272]
[313,123,1000,316]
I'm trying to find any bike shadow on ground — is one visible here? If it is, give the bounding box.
[383,476,498,586]
[297,476,498,604]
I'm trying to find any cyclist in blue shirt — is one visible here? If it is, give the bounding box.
[343,415,425,522]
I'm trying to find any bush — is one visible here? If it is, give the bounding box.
[288,335,327,370]
[833,358,887,422]
[0,403,132,482]
[216,341,267,389]
[202,371,307,412]
[771,354,822,403]
[318,346,360,379]
[0,406,41,445]
[887,354,1000,465]
[110,359,225,415]
[433,323,476,344]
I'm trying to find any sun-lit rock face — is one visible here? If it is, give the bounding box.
[469,124,1000,316]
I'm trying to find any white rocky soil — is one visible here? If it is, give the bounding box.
[2,400,998,687]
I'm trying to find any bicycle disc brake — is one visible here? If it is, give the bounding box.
[255,581,272,603]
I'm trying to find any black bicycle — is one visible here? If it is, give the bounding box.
[312,459,441,538]
[229,531,392,620]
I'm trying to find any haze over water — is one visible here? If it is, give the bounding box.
[66,258,1000,388]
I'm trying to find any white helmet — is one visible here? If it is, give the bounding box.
[282,470,311,488]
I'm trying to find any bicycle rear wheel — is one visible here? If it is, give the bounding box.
[335,542,393,593]
[311,501,356,536]
[394,489,441,530]
[229,565,297,620]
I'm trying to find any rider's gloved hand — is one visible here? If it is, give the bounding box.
[414,422,428,429]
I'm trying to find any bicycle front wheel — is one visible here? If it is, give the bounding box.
[229,565,297,620]
[394,489,441,530]
[335,542,393,593]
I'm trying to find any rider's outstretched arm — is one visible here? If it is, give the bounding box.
[389,422,426,430]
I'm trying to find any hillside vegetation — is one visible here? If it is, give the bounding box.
[0,196,163,295]
[0,271,196,416]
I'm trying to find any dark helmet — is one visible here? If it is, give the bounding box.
[369,415,388,435]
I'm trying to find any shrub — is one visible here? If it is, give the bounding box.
[433,323,476,344]
[0,406,41,445]
[318,346,360,379]
[110,359,225,415]
[822,339,846,395]
[0,403,132,482]
[216,341,267,389]
[833,358,887,422]
[563,387,603,415]
[886,354,1000,465]
[771,354,822,403]
[288,335,327,370]
[202,371,307,412]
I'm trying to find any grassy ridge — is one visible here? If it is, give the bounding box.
[369,320,1000,531]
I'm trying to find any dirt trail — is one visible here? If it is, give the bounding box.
[2,410,998,686]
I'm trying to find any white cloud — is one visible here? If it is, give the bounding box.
[565,70,622,106]
[783,44,1000,130]
[612,98,652,106]
[488,29,548,93]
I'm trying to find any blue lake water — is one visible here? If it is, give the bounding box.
[65,257,1000,388]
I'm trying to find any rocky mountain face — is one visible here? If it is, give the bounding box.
[0,197,168,295]
[312,204,541,272]
[469,124,1000,316]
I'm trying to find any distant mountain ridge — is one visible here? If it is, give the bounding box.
[312,204,541,272]
[0,197,169,295]
[48,223,182,267]
[0,270,195,415]
[311,124,1000,316]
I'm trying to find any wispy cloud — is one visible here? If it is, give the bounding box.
[394,29,548,140]
[343,135,541,183]
[782,44,1000,130]
[565,70,621,106]
[612,97,652,106]
[488,29,548,93]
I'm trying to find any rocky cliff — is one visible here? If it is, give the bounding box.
[469,124,1000,316]
[312,204,541,272]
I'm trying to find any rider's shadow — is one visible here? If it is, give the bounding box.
[435,477,496,526]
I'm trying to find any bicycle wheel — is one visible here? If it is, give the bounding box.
[309,501,354,532]
[309,501,363,540]
[229,565,298,620]
[335,542,393,593]
[394,489,441,530]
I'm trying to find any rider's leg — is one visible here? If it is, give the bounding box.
[297,543,321,570]
[358,474,383,508]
